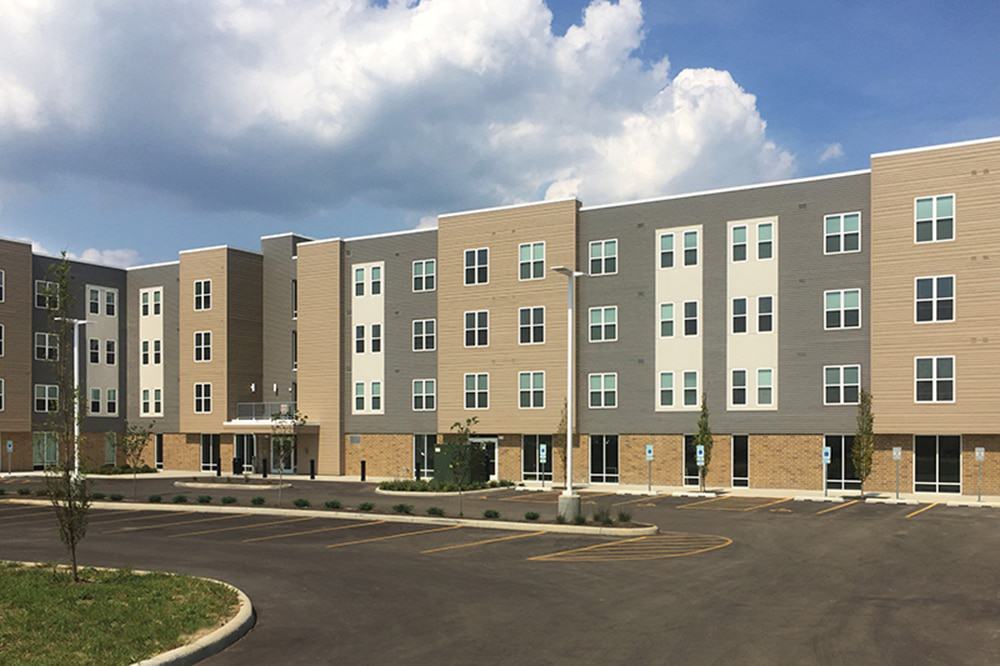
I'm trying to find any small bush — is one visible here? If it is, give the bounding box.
[555,514,566,524]
[324,500,342,510]
[197,495,212,504]
[251,496,265,506]
[617,510,632,524]
[17,488,31,496]
[221,496,237,505]
[524,511,540,521]
[358,502,374,512]
[109,493,124,502]
[148,495,162,503]
[573,515,586,525]
[172,494,188,504]
[593,508,613,526]
[427,506,445,517]
[392,503,414,514]
[0,488,6,495]
[483,509,501,519]
[91,492,106,500]
[34,489,48,497]
[293,498,310,508]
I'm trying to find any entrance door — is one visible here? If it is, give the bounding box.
[589,435,619,484]
[470,436,498,481]
[825,434,860,490]
[32,432,58,470]
[235,434,256,474]
[914,435,961,493]
[414,434,436,480]
[271,436,296,474]
[155,434,164,470]
[732,435,749,487]
[522,435,553,482]
[683,435,700,486]
[200,434,220,472]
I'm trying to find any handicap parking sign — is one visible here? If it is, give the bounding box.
[822,446,832,464]
[696,444,705,466]
[645,444,654,461]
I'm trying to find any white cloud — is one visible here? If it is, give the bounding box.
[819,142,845,163]
[0,0,796,217]
[415,215,438,231]
[20,237,139,268]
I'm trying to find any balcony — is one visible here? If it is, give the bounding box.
[235,402,297,421]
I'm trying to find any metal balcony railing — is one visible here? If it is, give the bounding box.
[235,402,297,421]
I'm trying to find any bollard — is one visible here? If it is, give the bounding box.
[216,462,221,477]
[263,458,268,478]
[310,459,316,480]
[233,457,238,475]
[361,460,367,482]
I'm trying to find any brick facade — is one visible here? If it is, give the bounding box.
[747,434,823,490]
[344,433,412,479]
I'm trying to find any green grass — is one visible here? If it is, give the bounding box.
[0,562,238,665]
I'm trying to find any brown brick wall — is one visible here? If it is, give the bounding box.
[868,434,911,493]
[344,433,412,479]
[160,433,233,472]
[962,435,1000,496]
[748,434,824,490]
[1,432,33,471]
[618,434,683,487]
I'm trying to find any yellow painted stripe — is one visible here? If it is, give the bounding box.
[905,502,940,519]
[244,520,385,543]
[529,536,649,561]
[113,513,246,533]
[816,499,860,515]
[326,524,462,550]
[744,497,793,512]
[611,494,666,508]
[169,516,314,538]
[677,496,727,509]
[421,530,546,555]
[91,511,193,526]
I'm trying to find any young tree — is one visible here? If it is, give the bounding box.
[117,421,156,500]
[270,407,307,506]
[852,389,875,496]
[695,393,713,493]
[448,417,479,517]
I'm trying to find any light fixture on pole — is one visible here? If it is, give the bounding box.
[54,317,91,480]
[551,265,585,521]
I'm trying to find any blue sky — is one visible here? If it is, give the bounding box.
[0,0,997,267]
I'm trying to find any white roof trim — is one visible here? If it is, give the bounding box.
[438,196,578,219]
[178,244,229,255]
[296,237,343,248]
[0,235,32,248]
[579,169,871,212]
[260,231,315,241]
[871,135,1000,159]
[346,227,436,243]
[126,260,180,271]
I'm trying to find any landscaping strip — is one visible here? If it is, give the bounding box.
[174,480,292,491]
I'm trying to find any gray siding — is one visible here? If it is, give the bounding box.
[577,173,871,435]
[261,235,309,405]
[126,263,180,432]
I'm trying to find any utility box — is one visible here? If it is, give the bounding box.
[432,441,488,485]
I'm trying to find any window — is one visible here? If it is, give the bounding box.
[732,298,747,334]
[194,331,212,362]
[824,289,861,330]
[826,435,859,490]
[412,319,436,351]
[589,239,617,276]
[105,290,117,317]
[292,280,297,318]
[106,388,117,415]
[757,369,774,405]
[414,434,436,479]
[915,194,955,243]
[519,242,545,280]
[0,324,3,357]
[824,212,861,254]
[914,435,961,493]
[412,379,436,411]
[371,324,382,353]
[194,383,212,413]
[193,279,211,310]
[659,233,674,268]
[464,310,489,347]
[89,338,100,364]
[522,434,553,482]
[370,266,382,295]
[464,373,489,409]
[589,306,617,342]
[683,371,698,407]
[35,280,58,310]
[89,288,100,315]
[683,230,699,266]
[588,373,617,409]
[0,270,4,302]
[412,259,436,292]
[519,371,545,409]
[154,389,162,414]
[34,333,58,361]
[683,301,699,336]
[915,276,954,323]
[757,223,774,260]
[519,307,544,344]
[34,384,58,412]
[371,382,382,411]
[590,434,619,484]
[153,289,161,315]
[732,370,747,405]
[141,291,150,316]
[824,365,861,405]
[90,388,102,414]
[105,340,116,365]
[153,339,162,365]
[659,372,674,407]
[105,433,117,466]
[292,331,297,371]
[731,226,747,262]
[659,303,674,337]
[758,296,774,332]
[464,248,489,285]
[355,325,365,354]
[0,378,5,411]
[915,356,954,403]
[354,267,365,296]
[354,382,365,411]
[141,389,150,415]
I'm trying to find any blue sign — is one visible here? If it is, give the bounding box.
[645,444,654,461]
[5,440,11,453]
[539,443,548,464]
[696,444,705,466]
[822,446,832,464]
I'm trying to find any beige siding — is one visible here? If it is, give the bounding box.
[0,240,32,431]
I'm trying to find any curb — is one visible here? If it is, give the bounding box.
[865,497,920,506]
[374,486,511,498]
[794,496,844,503]
[1,498,658,537]
[174,481,291,491]
[672,491,716,498]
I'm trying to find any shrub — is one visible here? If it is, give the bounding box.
[34,489,48,497]
[17,488,31,496]
[197,495,212,504]
[91,492,106,500]
[392,503,414,514]
[483,509,501,519]
[358,502,374,512]
[148,495,162,503]
[293,498,310,508]
[324,500,342,510]
[573,515,586,525]
[427,506,445,517]
[221,496,237,505]
[0,488,6,495]
[377,478,497,493]
[593,508,613,526]
[172,494,188,504]
[617,510,632,524]
[524,511,540,521]
[109,493,124,502]
[555,514,566,524]
[251,496,265,506]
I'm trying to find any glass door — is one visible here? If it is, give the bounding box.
[413,434,436,480]
[200,434,219,472]
[914,435,961,493]
[271,436,297,474]
[825,434,860,490]
[522,435,553,482]
[470,436,498,480]
[589,435,619,484]
[155,434,164,470]
[235,434,256,474]
[731,435,749,487]
[683,435,700,486]
[32,432,58,470]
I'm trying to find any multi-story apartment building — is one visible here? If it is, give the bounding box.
[0,135,997,497]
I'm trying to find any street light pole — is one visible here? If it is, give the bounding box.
[56,317,90,479]
[552,265,584,521]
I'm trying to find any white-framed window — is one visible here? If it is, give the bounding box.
[105,340,116,365]
[589,239,618,276]
[153,289,161,315]
[518,371,545,409]
[90,388,102,415]
[371,324,382,353]
[105,290,117,317]
[824,289,861,330]
[412,259,436,292]
[824,365,861,405]
[0,324,4,357]
[683,371,699,407]
[354,267,365,297]
[683,301,699,336]
[34,384,58,413]
[153,340,162,365]
[89,288,100,315]
[35,280,58,310]
[89,338,100,364]
[757,222,774,260]
[824,212,861,254]
[588,372,617,409]
[106,388,117,415]
[412,379,436,411]
[731,369,747,406]
[658,372,674,407]
[153,388,162,415]
[141,291,150,316]
[34,332,58,361]
[464,248,489,285]
[0,269,4,302]
[291,280,297,319]
[371,381,382,411]
[355,325,365,354]
[659,303,674,337]
[589,306,617,343]
[193,279,211,311]
[519,242,545,281]
[915,276,955,323]
[370,266,382,295]
[292,330,297,371]
[141,389,151,416]
[731,225,747,262]
[194,383,212,413]
[732,298,748,334]
[0,378,5,412]
[683,230,699,266]
[194,331,212,362]
[915,356,955,403]
[915,194,955,243]
[659,232,674,268]
[412,319,436,352]
[464,373,489,409]
[519,306,544,345]
[758,296,774,333]
[140,288,163,317]
[464,310,489,347]
[757,368,774,405]
[354,382,365,411]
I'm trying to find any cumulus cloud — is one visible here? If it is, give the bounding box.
[819,142,845,163]
[415,215,438,230]
[0,0,795,218]
[22,238,139,268]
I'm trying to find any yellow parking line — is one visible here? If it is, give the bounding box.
[677,496,727,509]
[612,494,666,508]
[816,499,860,515]
[744,497,793,512]
[905,502,939,519]
[327,524,462,550]
[581,491,618,499]
[91,511,192,526]
[114,513,246,533]
[421,530,546,555]
[0,508,129,526]
[530,536,648,561]
[244,520,385,543]
[169,516,314,539]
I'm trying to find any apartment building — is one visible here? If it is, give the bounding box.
[0,135,998,496]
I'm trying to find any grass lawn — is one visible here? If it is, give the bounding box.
[0,562,239,666]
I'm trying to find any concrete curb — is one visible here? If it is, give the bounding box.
[672,491,716,498]
[1,498,659,537]
[374,485,511,498]
[794,496,844,503]
[866,497,920,506]
[174,480,291,491]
